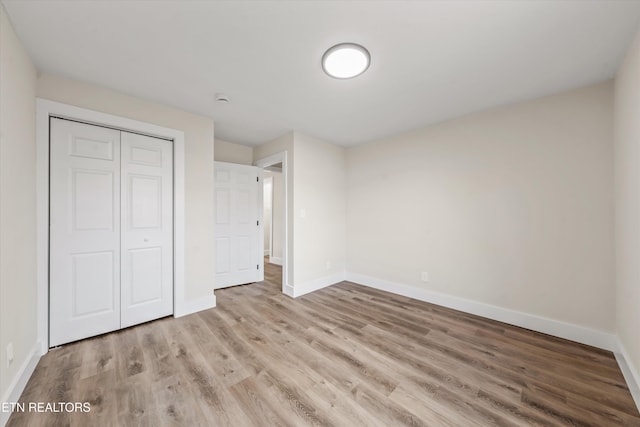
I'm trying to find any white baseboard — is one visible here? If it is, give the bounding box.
[615,338,640,412]
[269,256,283,266]
[345,272,617,352]
[264,250,270,256]
[174,293,216,318]
[289,271,346,298]
[283,283,295,298]
[1,342,41,427]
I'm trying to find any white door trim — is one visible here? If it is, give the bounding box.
[254,152,289,296]
[36,98,186,354]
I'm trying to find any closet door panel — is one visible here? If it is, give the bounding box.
[120,132,174,328]
[49,118,121,347]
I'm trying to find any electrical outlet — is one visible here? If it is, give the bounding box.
[326,260,331,270]
[6,342,13,366]
[421,272,429,282]
[300,208,307,218]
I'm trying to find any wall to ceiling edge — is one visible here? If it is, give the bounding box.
[214,138,253,165]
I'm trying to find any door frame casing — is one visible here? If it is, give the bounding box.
[254,152,289,295]
[36,98,186,354]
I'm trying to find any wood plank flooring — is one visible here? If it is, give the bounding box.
[8,260,640,426]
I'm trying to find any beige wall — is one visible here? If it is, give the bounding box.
[214,138,253,165]
[292,132,347,285]
[37,73,215,301]
[615,27,640,385]
[0,5,38,402]
[347,81,615,332]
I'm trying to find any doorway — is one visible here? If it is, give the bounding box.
[262,164,284,288]
[263,164,284,266]
[254,152,289,295]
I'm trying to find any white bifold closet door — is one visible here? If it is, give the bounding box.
[49,118,173,347]
[120,131,173,328]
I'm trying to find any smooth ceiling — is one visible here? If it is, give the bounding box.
[3,0,640,147]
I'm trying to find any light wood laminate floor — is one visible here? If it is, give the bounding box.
[8,259,640,426]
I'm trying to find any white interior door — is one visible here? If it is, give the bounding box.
[49,118,122,347]
[120,132,173,328]
[50,119,174,346]
[214,162,263,289]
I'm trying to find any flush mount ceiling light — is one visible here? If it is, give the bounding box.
[322,43,370,79]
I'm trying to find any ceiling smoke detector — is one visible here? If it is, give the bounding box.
[215,93,231,103]
[322,43,370,79]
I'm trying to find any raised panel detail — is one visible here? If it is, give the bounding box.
[216,170,230,183]
[129,247,162,306]
[72,170,114,231]
[216,238,230,273]
[216,189,230,224]
[130,175,161,229]
[130,146,162,166]
[237,189,250,224]
[70,136,114,160]
[235,236,251,270]
[72,251,115,317]
[213,161,261,289]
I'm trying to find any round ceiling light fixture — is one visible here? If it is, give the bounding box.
[322,43,370,79]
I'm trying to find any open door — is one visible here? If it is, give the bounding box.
[214,161,263,289]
